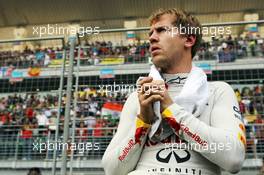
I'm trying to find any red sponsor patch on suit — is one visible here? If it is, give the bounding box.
[118,139,135,161]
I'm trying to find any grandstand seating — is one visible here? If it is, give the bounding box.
[0,36,264,70]
[0,83,263,162]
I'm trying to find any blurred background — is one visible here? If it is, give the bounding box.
[0,0,264,174]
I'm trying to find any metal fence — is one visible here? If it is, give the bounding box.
[0,126,116,161]
[0,124,263,160]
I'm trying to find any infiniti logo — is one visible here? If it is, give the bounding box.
[165,77,187,84]
[156,147,191,163]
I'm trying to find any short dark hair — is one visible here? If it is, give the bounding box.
[149,8,202,58]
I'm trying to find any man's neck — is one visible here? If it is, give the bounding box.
[165,64,192,74]
[162,55,192,74]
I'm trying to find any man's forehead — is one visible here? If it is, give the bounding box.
[150,14,175,29]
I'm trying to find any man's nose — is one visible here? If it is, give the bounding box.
[149,32,159,44]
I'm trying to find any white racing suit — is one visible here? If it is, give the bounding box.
[102,74,246,175]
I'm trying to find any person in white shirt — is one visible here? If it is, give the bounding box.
[36,110,49,128]
[102,8,246,175]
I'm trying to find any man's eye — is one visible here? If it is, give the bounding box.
[148,31,153,37]
[149,27,169,36]
[156,27,167,33]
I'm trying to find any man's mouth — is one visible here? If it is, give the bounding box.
[150,46,161,56]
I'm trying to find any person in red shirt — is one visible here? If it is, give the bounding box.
[25,107,34,119]
[93,119,105,156]
[0,111,12,125]
[77,122,88,142]
[93,119,103,137]
[20,119,34,160]
[0,110,13,158]
[76,122,88,159]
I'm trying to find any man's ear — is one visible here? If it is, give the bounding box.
[184,35,196,48]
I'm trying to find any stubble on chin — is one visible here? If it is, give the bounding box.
[152,56,172,72]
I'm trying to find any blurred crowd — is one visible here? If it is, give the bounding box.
[0,89,127,132]
[235,85,264,120]
[194,35,264,62]
[234,85,264,158]
[0,35,264,70]
[0,47,64,69]
[0,41,150,69]
[0,89,127,160]
[0,84,263,135]
[0,84,263,160]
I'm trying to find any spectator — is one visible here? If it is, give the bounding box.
[36,110,49,129]
[93,119,103,137]
[76,122,88,142]
[20,118,34,160]
[27,167,42,175]
[85,115,96,136]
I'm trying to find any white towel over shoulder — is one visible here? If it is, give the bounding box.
[137,64,209,140]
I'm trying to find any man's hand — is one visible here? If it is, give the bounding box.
[152,80,173,112]
[137,77,173,124]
